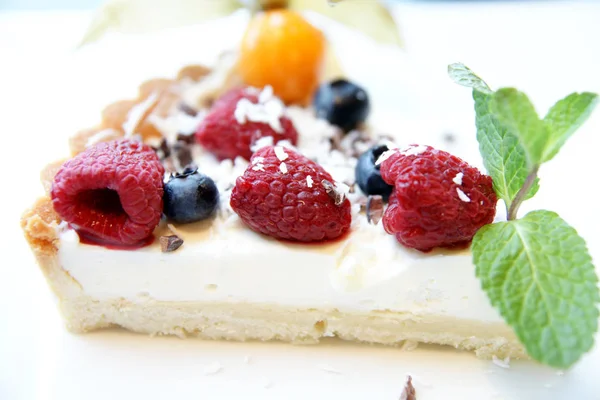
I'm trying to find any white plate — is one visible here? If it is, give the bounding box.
[2,4,600,399]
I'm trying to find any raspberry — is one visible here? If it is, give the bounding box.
[51,140,165,246]
[230,146,351,242]
[195,87,299,161]
[379,145,497,252]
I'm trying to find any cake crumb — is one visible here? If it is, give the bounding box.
[203,362,223,375]
[399,375,416,400]
[160,235,183,253]
[492,355,510,369]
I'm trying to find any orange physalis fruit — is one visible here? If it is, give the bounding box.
[238,9,326,105]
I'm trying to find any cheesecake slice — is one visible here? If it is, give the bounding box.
[21,58,525,360]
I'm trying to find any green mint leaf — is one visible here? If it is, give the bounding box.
[473,90,539,206]
[448,63,493,94]
[491,88,549,166]
[542,92,599,162]
[472,210,599,368]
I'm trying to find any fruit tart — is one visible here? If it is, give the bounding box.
[21,7,599,370]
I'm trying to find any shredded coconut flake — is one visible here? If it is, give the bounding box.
[274,146,289,161]
[279,162,288,174]
[453,172,464,185]
[250,136,274,151]
[306,175,314,188]
[233,86,285,133]
[492,355,510,369]
[203,362,223,375]
[335,181,350,195]
[456,188,471,203]
[400,144,428,157]
[252,163,265,172]
[375,149,397,166]
[258,85,274,103]
[252,156,265,165]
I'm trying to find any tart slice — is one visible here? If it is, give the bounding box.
[22,8,599,369]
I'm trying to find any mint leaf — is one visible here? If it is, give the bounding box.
[448,63,493,94]
[473,90,539,206]
[542,92,599,162]
[491,88,550,166]
[472,210,599,368]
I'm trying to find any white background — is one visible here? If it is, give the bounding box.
[1,1,600,399]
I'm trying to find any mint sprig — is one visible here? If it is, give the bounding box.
[449,63,599,368]
[472,211,599,368]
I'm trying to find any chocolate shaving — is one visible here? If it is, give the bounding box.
[178,102,198,117]
[153,138,171,160]
[173,141,193,168]
[321,180,345,206]
[160,235,184,253]
[399,375,416,400]
[176,132,196,144]
[366,195,384,225]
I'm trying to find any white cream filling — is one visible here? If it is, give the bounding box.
[57,106,503,323]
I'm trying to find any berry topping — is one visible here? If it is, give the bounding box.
[238,9,326,105]
[379,145,497,252]
[196,86,299,161]
[230,146,351,242]
[51,140,164,246]
[163,166,219,224]
[355,144,394,200]
[313,79,370,132]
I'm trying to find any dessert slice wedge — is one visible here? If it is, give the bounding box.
[21,56,527,360]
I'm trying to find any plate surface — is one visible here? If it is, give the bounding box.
[1,2,600,399]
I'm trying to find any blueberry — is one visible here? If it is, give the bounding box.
[355,145,394,200]
[313,79,370,132]
[163,166,219,224]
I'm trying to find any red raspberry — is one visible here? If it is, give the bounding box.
[196,86,299,161]
[51,140,165,247]
[230,145,351,242]
[379,145,497,252]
